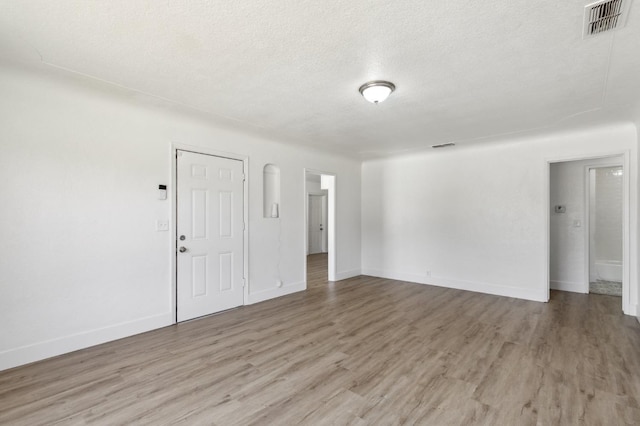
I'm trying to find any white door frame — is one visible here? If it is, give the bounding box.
[171,142,249,323]
[583,162,624,294]
[304,169,337,283]
[545,150,632,314]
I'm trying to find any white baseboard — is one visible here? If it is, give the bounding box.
[246,281,306,305]
[362,269,548,302]
[334,269,361,281]
[550,280,587,294]
[0,312,173,372]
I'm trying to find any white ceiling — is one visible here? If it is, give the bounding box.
[1,0,639,158]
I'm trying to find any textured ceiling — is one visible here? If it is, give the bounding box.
[1,0,639,158]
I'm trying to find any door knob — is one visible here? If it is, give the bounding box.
[179,246,187,253]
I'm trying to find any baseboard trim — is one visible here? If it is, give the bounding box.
[246,281,306,305]
[335,269,361,281]
[550,280,587,294]
[0,312,174,372]
[362,269,547,302]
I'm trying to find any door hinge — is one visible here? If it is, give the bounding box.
[242,278,246,288]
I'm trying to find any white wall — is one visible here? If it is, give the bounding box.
[549,158,622,292]
[362,124,638,309]
[0,61,361,371]
[306,177,322,194]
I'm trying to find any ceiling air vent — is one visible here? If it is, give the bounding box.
[583,0,631,38]
[431,143,455,149]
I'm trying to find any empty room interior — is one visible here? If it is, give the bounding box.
[2,0,640,424]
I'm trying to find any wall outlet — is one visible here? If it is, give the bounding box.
[276,280,283,288]
[426,270,431,277]
[156,220,169,231]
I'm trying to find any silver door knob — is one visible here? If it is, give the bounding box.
[179,246,187,253]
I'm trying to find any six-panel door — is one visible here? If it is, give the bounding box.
[177,150,244,322]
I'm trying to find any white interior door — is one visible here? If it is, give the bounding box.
[308,195,324,254]
[177,150,244,322]
[321,195,328,252]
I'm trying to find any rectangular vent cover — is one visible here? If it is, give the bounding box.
[583,0,630,37]
[431,143,455,149]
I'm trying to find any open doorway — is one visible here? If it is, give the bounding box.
[304,170,336,288]
[588,165,623,296]
[548,154,628,312]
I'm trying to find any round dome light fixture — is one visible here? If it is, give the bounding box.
[359,80,396,104]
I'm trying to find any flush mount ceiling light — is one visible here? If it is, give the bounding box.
[359,80,395,104]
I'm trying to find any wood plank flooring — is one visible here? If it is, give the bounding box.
[306,253,328,288]
[1,257,640,425]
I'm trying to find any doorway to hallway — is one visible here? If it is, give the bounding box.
[587,165,623,297]
[548,154,628,313]
[304,170,336,287]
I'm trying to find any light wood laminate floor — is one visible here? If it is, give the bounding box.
[307,253,328,288]
[2,257,640,425]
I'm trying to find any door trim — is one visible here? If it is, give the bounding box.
[171,143,249,324]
